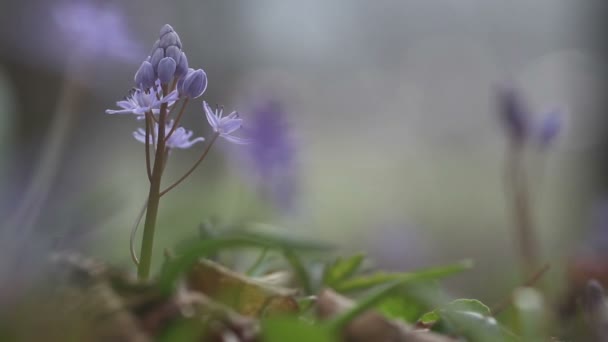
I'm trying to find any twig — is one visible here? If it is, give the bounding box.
[491,263,550,316]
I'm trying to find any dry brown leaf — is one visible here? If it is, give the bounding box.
[187,259,299,317]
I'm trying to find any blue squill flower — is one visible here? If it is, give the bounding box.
[149,25,187,81]
[178,69,207,99]
[203,101,250,144]
[497,85,530,143]
[537,109,564,148]
[244,100,298,211]
[134,61,155,90]
[53,1,141,62]
[105,80,178,116]
[133,120,204,150]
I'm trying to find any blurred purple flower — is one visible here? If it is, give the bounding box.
[52,0,140,62]
[537,109,564,148]
[496,85,531,144]
[242,100,298,212]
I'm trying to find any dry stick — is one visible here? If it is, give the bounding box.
[491,263,551,316]
[165,99,189,141]
[505,142,539,278]
[159,132,219,197]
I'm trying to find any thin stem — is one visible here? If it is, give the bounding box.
[159,132,219,197]
[491,263,550,316]
[145,112,153,182]
[5,62,83,235]
[149,112,159,124]
[137,86,169,280]
[130,199,148,266]
[165,98,189,141]
[505,142,539,278]
[246,248,269,276]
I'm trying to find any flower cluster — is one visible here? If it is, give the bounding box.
[106,24,247,149]
[105,24,251,279]
[497,85,565,148]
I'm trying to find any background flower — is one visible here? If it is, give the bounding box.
[240,100,299,213]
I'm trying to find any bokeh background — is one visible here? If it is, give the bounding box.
[0,0,606,306]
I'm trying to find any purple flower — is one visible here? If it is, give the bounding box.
[242,100,298,211]
[148,24,187,81]
[134,61,156,90]
[52,1,140,62]
[203,101,250,144]
[537,109,564,148]
[497,85,530,143]
[133,120,204,150]
[178,69,208,99]
[105,80,178,116]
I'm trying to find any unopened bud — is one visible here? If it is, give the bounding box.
[159,25,181,49]
[175,52,189,78]
[134,60,155,89]
[165,46,181,64]
[178,69,207,98]
[150,48,164,72]
[157,57,177,84]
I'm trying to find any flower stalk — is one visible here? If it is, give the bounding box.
[138,96,169,280]
[106,24,248,280]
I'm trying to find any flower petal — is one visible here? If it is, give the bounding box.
[221,118,242,134]
[222,134,251,145]
[106,108,135,114]
[203,101,219,130]
[174,136,205,149]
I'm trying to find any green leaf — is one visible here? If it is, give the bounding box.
[445,299,492,317]
[262,317,335,342]
[418,298,491,326]
[282,249,313,295]
[235,225,334,252]
[323,254,365,287]
[159,235,318,293]
[334,260,472,293]
[419,311,440,324]
[329,279,404,331]
[418,298,515,342]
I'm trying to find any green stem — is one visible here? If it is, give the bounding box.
[145,112,153,182]
[165,99,189,141]
[505,142,539,278]
[138,90,169,280]
[159,132,219,197]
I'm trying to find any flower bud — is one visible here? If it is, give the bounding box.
[165,46,181,64]
[134,60,155,90]
[175,52,189,78]
[149,39,160,57]
[159,24,182,49]
[160,24,174,37]
[150,48,164,72]
[157,57,177,84]
[179,69,207,98]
